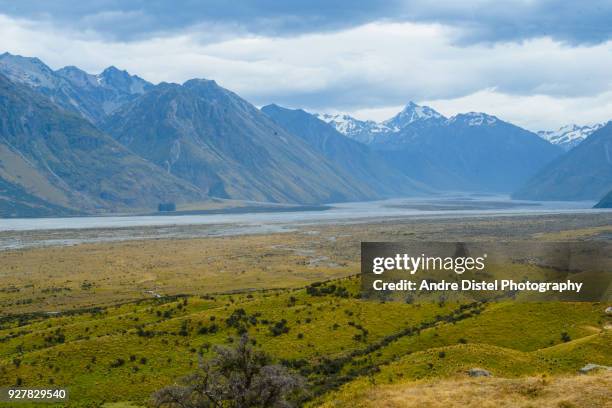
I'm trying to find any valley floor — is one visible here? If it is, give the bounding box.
[0,213,610,407]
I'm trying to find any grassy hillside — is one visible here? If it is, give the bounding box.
[318,371,612,408]
[0,176,77,218]
[0,215,610,407]
[0,277,609,407]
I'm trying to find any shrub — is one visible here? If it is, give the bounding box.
[270,319,289,336]
[110,358,125,368]
[152,335,304,408]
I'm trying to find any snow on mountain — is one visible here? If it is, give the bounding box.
[97,66,151,95]
[0,52,60,88]
[448,112,499,127]
[0,52,153,123]
[315,113,372,135]
[383,102,445,130]
[315,102,446,144]
[314,113,390,144]
[537,123,604,151]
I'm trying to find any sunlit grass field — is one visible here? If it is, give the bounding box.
[1,278,609,407]
[0,214,610,407]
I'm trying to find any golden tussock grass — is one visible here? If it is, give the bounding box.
[323,372,612,408]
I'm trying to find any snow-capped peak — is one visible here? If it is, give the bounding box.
[314,112,392,144]
[315,113,362,135]
[0,52,58,89]
[449,112,499,126]
[383,101,444,130]
[537,123,603,151]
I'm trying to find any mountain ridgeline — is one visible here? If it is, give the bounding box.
[101,79,376,204]
[513,122,612,201]
[0,53,151,124]
[260,104,428,197]
[0,73,205,216]
[0,52,608,217]
[321,105,564,192]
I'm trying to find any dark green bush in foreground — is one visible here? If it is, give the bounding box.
[152,334,305,407]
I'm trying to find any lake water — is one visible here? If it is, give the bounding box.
[0,195,606,250]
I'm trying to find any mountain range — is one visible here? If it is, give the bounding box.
[101,79,379,204]
[261,104,428,197]
[537,123,604,151]
[0,53,151,124]
[318,104,563,192]
[0,51,610,217]
[513,122,612,201]
[0,53,425,216]
[320,105,604,153]
[0,73,204,217]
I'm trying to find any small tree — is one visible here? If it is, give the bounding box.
[152,335,304,408]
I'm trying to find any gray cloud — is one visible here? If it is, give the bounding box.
[0,4,610,131]
[0,0,610,44]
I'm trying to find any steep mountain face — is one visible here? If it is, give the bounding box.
[594,190,612,208]
[0,73,204,214]
[373,112,563,192]
[0,52,151,123]
[56,65,152,119]
[513,122,612,201]
[261,104,428,197]
[537,123,603,151]
[103,79,371,204]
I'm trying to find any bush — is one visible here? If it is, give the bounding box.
[306,283,349,298]
[152,334,304,408]
[110,358,125,368]
[269,319,289,336]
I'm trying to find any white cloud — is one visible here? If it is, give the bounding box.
[0,14,611,130]
[421,89,612,131]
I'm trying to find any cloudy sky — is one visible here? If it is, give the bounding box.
[0,0,611,130]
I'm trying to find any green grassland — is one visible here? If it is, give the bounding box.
[0,214,611,407]
[0,276,609,407]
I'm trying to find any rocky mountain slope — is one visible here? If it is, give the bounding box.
[537,123,603,151]
[0,52,151,124]
[319,103,562,192]
[514,122,612,200]
[262,104,429,197]
[0,73,205,215]
[102,79,373,204]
